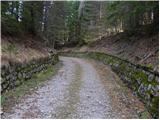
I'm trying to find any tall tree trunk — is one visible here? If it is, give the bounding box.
[30,3,35,34]
[153,4,158,25]
[15,2,19,21]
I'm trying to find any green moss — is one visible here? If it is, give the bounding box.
[139,110,151,119]
[146,90,152,95]
[132,71,149,85]
[119,63,126,71]
[132,82,139,91]
[0,96,6,105]
[150,81,158,86]
[150,96,159,118]
[136,91,145,99]
[146,63,153,69]
[150,78,159,86]
[106,57,114,64]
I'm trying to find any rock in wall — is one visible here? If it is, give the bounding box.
[1,53,59,93]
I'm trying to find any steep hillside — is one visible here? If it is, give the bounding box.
[86,32,159,71]
[1,35,55,66]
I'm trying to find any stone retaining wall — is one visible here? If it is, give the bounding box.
[1,53,59,93]
[60,51,159,118]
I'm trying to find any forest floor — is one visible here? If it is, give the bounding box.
[2,57,151,119]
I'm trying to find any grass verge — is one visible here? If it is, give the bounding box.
[1,63,61,110]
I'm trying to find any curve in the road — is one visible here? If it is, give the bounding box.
[3,57,149,119]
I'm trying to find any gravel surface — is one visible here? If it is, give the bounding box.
[2,57,150,119]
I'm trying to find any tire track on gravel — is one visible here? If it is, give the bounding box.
[52,57,82,118]
[73,58,117,119]
[2,56,149,119]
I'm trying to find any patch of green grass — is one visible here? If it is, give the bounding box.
[0,96,6,105]
[1,65,58,107]
[146,63,153,69]
[2,43,18,54]
[139,110,151,119]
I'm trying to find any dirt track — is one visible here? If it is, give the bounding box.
[2,57,150,119]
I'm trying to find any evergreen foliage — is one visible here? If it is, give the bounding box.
[1,1,159,48]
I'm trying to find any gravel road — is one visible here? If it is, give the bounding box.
[2,57,150,119]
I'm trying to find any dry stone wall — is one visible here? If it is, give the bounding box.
[1,53,59,93]
[60,51,159,118]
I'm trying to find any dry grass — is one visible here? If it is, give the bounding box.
[1,35,53,66]
[88,33,159,70]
